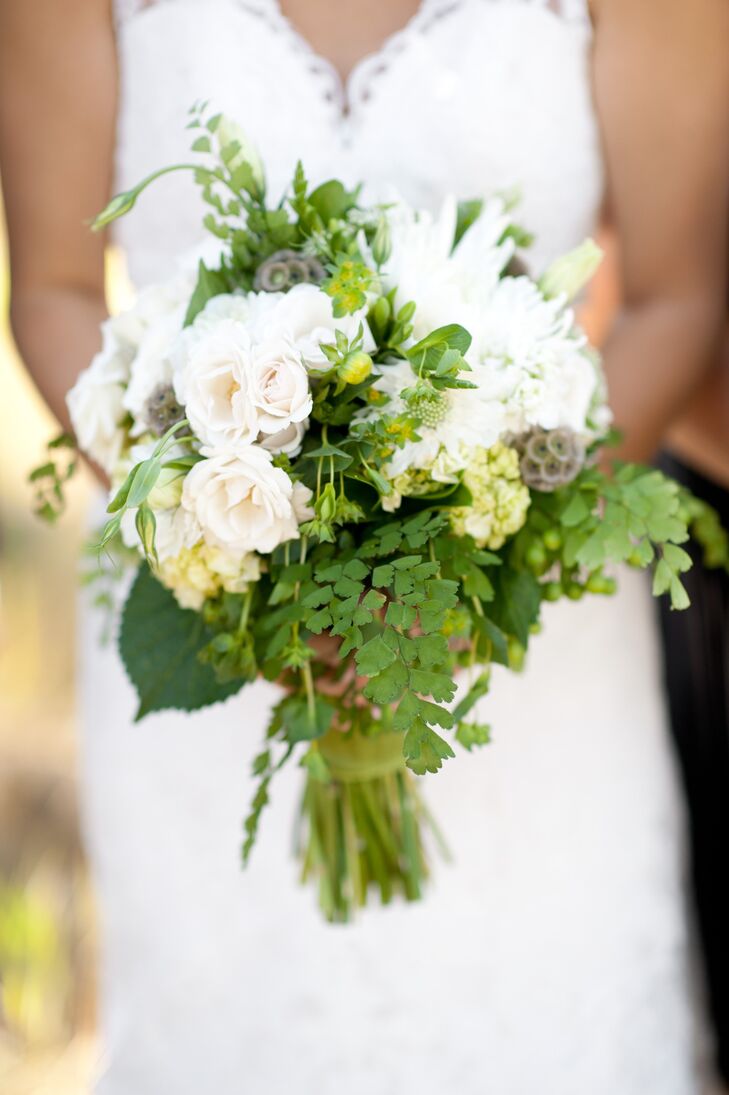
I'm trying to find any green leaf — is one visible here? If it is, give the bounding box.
[280,695,336,743]
[454,199,483,246]
[119,565,243,721]
[403,717,455,775]
[489,568,541,646]
[308,179,358,223]
[455,722,491,751]
[409,668,457,703]
[363,660,409,704]
[184,260,230,326]
[385,601,417,630]
[372,563,394,588]
[414,633,449,668]
[306,608,333,634]
[560,491,592,527]
[452,671,491,722]
[407,324,472,363]
[355,634,397,676]
[342,558,369,581]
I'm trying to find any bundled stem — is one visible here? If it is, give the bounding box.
[297,728,435,922]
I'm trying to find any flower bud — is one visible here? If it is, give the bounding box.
[216,115,265,193]
[148,466,184,511]
[539,239,603,301]
[339,351,372,385]
[91,188,139,231]
[316,483,337,523]
[371,216,392,266]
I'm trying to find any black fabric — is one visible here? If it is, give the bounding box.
[657,453,729,1084]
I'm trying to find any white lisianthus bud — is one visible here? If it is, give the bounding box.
[538,239,604,302]
[148,466,185,511]
[216,116,265,194]
[182,446,307,554]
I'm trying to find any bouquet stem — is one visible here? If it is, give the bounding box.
[298,728,440,922]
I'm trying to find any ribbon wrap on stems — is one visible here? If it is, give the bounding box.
[298,727,444,922]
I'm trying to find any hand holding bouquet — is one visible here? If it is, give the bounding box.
[33,106,728,921]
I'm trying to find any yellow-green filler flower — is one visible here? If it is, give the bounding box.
[450,443,530,549]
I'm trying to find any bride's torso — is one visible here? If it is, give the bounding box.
[112,0,603,286]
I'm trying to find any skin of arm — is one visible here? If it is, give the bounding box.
[592,0,729,464]
[0,0,117,436]
[666,333,729,489]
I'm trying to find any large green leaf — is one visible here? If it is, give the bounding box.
[119,565,244,721]
[489,568,541,647]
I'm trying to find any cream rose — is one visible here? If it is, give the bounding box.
[173,319,259,449]
[182,446,310,554]
[249,336,312,438]
[67,336,132,474]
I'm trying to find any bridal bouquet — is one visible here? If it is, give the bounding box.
[32,107,726,921]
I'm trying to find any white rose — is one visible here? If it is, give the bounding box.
[258,419,307,457]
[182,446,308,554]
[249,336,312,436]
[67,337,131,473]
[187,292,258,333]
[123,308,184,434]
[173,319,259,449]
[252,283,374,369]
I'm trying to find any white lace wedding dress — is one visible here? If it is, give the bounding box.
[79,1,698,1091]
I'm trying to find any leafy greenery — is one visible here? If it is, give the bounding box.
[119,564,244,720]
[62,105,729,916]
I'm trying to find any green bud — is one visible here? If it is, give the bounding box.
[539,238,604,301]
[148,466,184,510]
[339,351,372,385]
[216,115,265,193]
[371,216,392,266]
[91,188,139,231]
[372,296,391,334]
[316,482,337,523]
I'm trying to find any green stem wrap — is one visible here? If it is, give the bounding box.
[298,728,441,923]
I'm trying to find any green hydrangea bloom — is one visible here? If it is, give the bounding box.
[450,443,530,549]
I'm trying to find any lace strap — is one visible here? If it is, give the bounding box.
[541,0,591,23]
[113,0,163,25]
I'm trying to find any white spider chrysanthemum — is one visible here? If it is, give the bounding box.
[380,195,515,341]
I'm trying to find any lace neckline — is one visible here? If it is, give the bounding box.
[115,0,591,134]
[268,0,460,118]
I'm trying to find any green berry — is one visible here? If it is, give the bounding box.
[543,528,562,552]
[543,581,562,602]
[507,637,525,671]
[525,542,548,574]
[566,582,584,600]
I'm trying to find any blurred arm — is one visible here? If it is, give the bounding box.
[593,0,729,463]
[0,0,117,434]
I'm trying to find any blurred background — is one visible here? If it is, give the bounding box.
[0,192,617,1093]
[0,199,136,1092]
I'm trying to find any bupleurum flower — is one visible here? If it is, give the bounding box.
[254,250,326,293]
[143,383,186,436]
[513,427,585,492]
[450,442,530,549]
